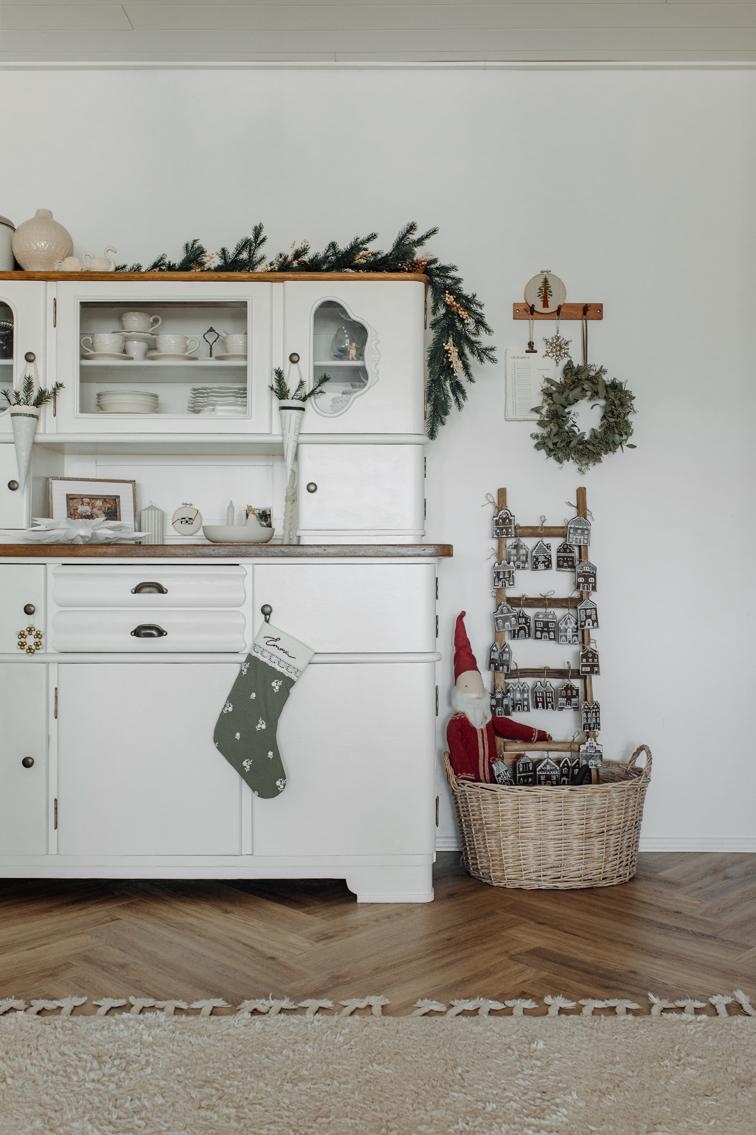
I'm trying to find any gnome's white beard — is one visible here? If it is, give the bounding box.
[451,686,492,729]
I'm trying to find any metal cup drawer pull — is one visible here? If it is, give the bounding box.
[130,624,168,639]
[131,581,168,595]
[21,756,35,769]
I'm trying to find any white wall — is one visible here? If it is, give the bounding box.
[3,64,754,849]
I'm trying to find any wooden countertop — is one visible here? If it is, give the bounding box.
[0,271,428,283]
[0,543,453,559]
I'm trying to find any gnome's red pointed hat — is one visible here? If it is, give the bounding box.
[454,611,480,681]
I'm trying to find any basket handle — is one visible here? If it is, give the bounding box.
[442,750,461,791]
[627,744,652,779]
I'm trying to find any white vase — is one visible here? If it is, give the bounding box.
[12,209,73,271]
[278,400,306,544]
[10,406,39,490]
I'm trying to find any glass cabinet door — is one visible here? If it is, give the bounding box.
[0,282,48,439]
[54,282,272,434]
[282,281,426,436]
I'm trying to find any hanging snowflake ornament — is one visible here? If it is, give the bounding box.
[542,330,572,364]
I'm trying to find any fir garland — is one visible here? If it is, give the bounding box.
[531,360,637,474]
[118,222,495,438]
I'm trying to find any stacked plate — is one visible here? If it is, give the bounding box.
[97,389,159,414]
[188,385,247,416]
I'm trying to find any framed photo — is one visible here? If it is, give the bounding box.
[49,478,137,525]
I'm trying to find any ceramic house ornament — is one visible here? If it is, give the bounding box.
[579,645,600,676]
[530,539,552,571]
[514,754,536,786]
[514,608,531,639]
[577,598,599,631]
[493,601,517,634]
[490,685,513,717]
[566,515,591,547]
[575,560,598,592]
[579,737,604,768]
[557,679,580,710]
[505,538,530,570]
[493,559,515,589]
[582,701,601,732]
[492,507,516,539]
[488,641,512,673]
[510,680,530,712]
[533,609,558,642]
[536,755,560,785]
[556,541,577,571]
[491,758,514,786]
[558,755,574,784]
[557,611,579,645]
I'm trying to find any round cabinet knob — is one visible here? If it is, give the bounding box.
[306,482,318,494]
[23,603,36,616]
[7,480,18,492]
[21,756,34,768]
[288,352,300,364]
[24,351,36,364]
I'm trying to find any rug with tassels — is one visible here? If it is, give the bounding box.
[1,993,754,1135]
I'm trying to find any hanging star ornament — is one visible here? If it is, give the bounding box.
[542,331,572,363]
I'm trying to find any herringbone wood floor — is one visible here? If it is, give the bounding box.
[1,854,754,1013]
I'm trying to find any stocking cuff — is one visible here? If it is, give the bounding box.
[252,622,314,681]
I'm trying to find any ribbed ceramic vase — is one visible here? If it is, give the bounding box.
[278,400,306,544]
[10,406,39,490]
[12,209,73,271]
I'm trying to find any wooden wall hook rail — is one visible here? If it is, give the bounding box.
[513,302,603,321]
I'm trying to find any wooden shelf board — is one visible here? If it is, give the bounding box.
[0,271,428,284]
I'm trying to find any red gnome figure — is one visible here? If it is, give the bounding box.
[446,611,551,783]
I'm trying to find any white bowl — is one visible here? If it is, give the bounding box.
[202,524,274,544]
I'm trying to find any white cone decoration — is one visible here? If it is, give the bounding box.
[278,400,306,544]
[10,406,39,490]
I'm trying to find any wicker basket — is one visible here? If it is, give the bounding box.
[444,745,652,890]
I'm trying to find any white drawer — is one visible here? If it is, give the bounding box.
[253,563,436,653]
[52,565,246,608]
[51,609,246,653]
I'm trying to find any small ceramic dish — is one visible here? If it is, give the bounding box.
[202,524,275,544]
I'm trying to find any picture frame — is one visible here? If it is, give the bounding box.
[49,477,137,526]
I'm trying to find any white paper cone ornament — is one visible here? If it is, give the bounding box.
[10,406,39,490]
[278,400,305,544]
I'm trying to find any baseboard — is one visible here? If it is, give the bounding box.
[436,835,756,853]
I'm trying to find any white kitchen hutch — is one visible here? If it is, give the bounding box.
[0,272,450,902]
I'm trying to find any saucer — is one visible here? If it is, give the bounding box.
[214,353,247,362]
[81,352,130,361]
[146,352,198,361]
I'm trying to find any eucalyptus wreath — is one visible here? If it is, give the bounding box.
[118,221,496,438]
[531,360,636,473]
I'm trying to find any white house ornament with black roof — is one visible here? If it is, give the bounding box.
[556,541,577,571]
[493,507,517,539]
[566,515,591,546]
[582,700,601,732]
[557,611,579,645]
[506,538,530,570]
[577,597,599,631]
[536,755,561,785]
[488,640,512,673]
[533,609,558,642]
[580,644,600,675]
[493,559,515,589]
[513,608,532,639]
[579,736,604,768]
[557,678,581,710]
[514,754,536,785]
[491,757,514,786]
[493,601,518,634]
[575,560,598,592]
[530,539,552,571]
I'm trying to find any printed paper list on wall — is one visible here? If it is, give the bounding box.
[505,351,556,421]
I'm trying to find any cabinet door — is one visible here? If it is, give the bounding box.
[0,663,49,855]
[54,281,272,434]
[58,663,244,856]
[252,662,436,857]
[0,282,48,440]
[297,443,424,542]
[0,564,45,652]
[282,281,425,435]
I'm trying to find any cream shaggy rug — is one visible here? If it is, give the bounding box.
[0,999,755,1134]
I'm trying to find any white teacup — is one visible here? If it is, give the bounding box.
[125,338,149,361]
[121,311,162,333]
[154,333,200,356]
[81,332,125,355]
[223,333,247,356]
